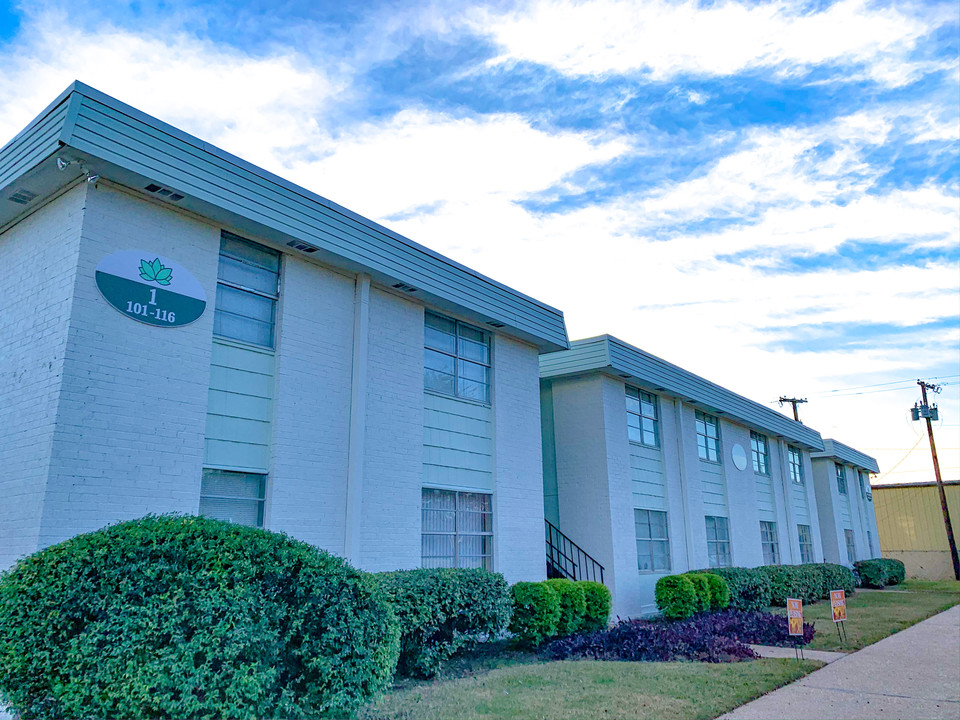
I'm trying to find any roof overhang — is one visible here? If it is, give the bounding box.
[811,439,880,474]
[0,81,569,353]
[540,335,825,451]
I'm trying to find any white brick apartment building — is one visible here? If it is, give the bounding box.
[539,336,879,618]
[0,82,568,583]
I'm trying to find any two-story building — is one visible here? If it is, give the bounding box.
[0,81,567,582]
[539,335,830,617]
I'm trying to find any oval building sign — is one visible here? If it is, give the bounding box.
[95,250,207,327]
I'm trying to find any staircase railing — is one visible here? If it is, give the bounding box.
[545,519,605,584]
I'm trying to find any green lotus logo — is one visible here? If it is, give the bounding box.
[139,257,173,286]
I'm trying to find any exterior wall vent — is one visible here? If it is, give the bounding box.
[9,188,37,205]
[392,282,418,293]
[286,240,318,253]
[486,320,506,328]
[144,183,184,202]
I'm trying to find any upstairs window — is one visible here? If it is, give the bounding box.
[835,463,848,495]
[859,470,872,500]
[750,432,770,476]
[787,446,804,484]
[626,387,659,447]
[424,313,491,403]
[214,232,280,348]
[695,411,721,463]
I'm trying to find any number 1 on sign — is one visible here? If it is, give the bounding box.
[148,288,157,305]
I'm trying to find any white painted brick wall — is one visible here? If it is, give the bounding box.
[358,288,423,572]
[0,184,86,571]
[492,334,548,585]
[269,258,355,553]
[36,184,219,550]
[721,420,765,568]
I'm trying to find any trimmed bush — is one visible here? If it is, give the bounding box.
[818,563,856,596]
[855,558,906,588]
[706,567,772,611]
[760,564,821,605]
[578,581,612,632]
[703,573,731,610]
[373,568,512,678]
[544,578,587,635]
[655,575,699,620]
[0,515,400,720]
[684,573,712,613]
[509,582,561,647]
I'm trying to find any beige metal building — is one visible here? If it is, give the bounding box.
[873,481,960,580]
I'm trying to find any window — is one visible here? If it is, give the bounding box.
[798,524,814,563]
[844,529,857,563]
[860,470,872,500]
[867,530,874,556]
[421,489,493,570]
[750,432,770,476]
[695,411,721,463]
[626,388,659,447]
[199,469,265,527]
[635,509,670,572]
[787,446,804,484]
[424,313,491,403]
[705,516,732,567]
[214,231,281,348]
[760,521,780,565]
[835,463,848,495]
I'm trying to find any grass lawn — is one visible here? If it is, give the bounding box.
[358,658,821,720]
[777,579,960,652]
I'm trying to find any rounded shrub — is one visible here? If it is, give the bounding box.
[683,573,712,613]
[702,573,731,610]
[655,575,699,620]
[509,582,561,647]
[577,581,612,632]
[373,568,512,678]
[821,563,856,596]
[855,558,906,588]
[544,579,587,635]
[705,567,772,611]
[0,515,400,720]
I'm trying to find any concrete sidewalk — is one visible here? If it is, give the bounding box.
[721,604,960,720]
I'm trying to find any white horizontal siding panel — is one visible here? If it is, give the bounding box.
[792,481,810,523]
[755,477,776,521]
[204,439,270,471]
[630,444,667,511]
[422,393,493,492]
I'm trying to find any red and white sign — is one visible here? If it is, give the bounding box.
[831,590,847,623]
[787,597,803,636]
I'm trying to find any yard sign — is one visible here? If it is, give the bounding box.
[787,597,803,636]
[830,590,847,623]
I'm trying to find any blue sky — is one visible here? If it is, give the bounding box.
[0,0,957,481]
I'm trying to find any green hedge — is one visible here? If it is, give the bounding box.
[372,568,512,678]
[0,515,399,720]
[706,567,773,611]
[854,558,906,588]
[544,579,587,636]
[579,581,612,632]
[655,575,699,619]
[683,573,712,613]
[702,573,731,610]
[703,563,856,609]
[509,582,561,646]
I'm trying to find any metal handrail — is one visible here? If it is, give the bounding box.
[545,519,605,584]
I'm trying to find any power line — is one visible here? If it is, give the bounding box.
[874,434,926,480]
[813,374,960,394]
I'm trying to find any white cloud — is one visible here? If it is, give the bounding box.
[476,0,946,86]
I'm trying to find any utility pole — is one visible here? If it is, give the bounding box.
[779,396,808,423]
[913,380,960,581]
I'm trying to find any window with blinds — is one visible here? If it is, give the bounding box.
[198,469,265,527]
[421,488,493,570]
[798,524,814,563]
[635,509,670,572]
[705,515,732,567]
[760,520,780,564]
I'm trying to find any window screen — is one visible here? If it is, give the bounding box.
[199,469,265,527]
[421,488,493,570]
